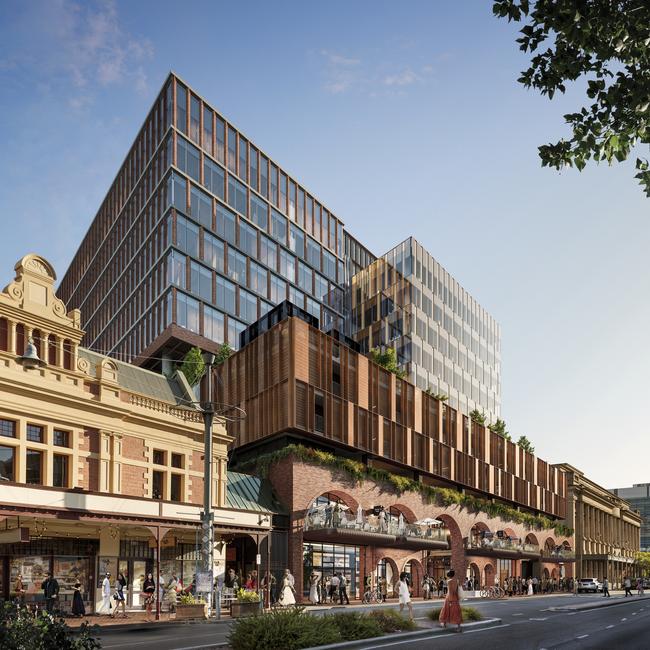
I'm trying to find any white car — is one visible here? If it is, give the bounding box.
[577,578,602,593]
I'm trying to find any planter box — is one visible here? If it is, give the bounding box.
[230,601,261,618]
[175,603,207,620]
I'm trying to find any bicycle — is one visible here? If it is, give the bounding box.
[362,587,380,604]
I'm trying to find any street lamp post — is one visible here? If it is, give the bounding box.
[200,351,216,615]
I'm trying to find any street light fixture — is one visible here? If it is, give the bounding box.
[18,337,46,370]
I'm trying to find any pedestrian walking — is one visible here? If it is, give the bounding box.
[72,580,85,617]
[624,576,633,597]
[602,576,610,598]
[438,570,462,633]
[330,573,340,602]
[338,572,350,605]
[143,572,156,621]
[422,576,431,600]
[527,577,533,596]
[637,578,644,596]
[41,571,60,614]
[397,572,414,620]
[279,569,296,606]
[98,572,112,615]
[13,574,26,606]
[309,571,320,604]
[112,572,127,618]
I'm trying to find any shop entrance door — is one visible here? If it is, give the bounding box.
[118,559,152,608]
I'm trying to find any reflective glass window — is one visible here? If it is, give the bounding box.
[239,288,258,323]
[176,292,200,332]
[259,154,268,198]
[190,94,200,143]
[250,194,268,230]
[271,209,287,244]
[239,220,257,257]
[203,305,224,342]
[279,248,295,283]
[260,235,277,271]
[297,261,313,294]
[270,163,278,205]
[270,274,286,303]
[238,136,248,180]
[227,317,246,349]
[203,232,224,272]
[203,106,213,156]
[228,176,247,216]
[289,224,305,259]
[175,83,187,134]
[167,250,186,289]
[176,136,200,182]
[190,185,212,229]
[190,261,213,302]
[216,204,236,245]
[215,116,225,164]
[227,248,247,285]
[279,171,287,213]
[176,215,199,257]
[289,286,305,309]
[216,276,236,315]
[227,126,237,173]
[203,158,225,200]
[249,146,258,191]
[249,260,268,297]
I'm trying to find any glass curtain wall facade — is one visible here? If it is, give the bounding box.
[58,73,348,364]
[351,237,501,421]
[610,484,650,551]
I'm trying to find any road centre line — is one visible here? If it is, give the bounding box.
[576,634,589,639]
[362,624,511,648]
[606,625,614,629]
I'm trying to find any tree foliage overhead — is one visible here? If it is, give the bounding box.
[469,409,487,426]
[488,417,512,441]
[179,343,233,387]
[493,0,650,195]
[516,434,535,453]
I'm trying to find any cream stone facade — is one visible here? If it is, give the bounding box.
[0,255,276,614]
[557,463,641,589]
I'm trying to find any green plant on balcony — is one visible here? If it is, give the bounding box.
[469,409,487,426]
[245,444,574,538]
[368,347,407,379]
[488,418,511,441]
[516,435,535,454]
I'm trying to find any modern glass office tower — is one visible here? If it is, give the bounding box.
[58,73,370,370]
[351,237,501,421]
[58,73,498,421]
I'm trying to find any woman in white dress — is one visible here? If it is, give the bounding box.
[527,577,533,596]
[397,572,414,620]
[309,571,320,605]
[280,569,296,606]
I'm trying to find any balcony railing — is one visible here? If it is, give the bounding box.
[542,548,576,560]
[466,538,529,554]
[304,511,449,543]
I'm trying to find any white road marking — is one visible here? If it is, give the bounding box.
[576,634,589,639]
[632,612,637,615]
[606,625,614,629]
[512,613,523,616]
[621,617,627,621]
[529,617,548,621]
[362,624,511,647]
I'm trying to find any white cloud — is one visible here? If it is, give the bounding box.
[320,50,362,94]
[383,68,419,87]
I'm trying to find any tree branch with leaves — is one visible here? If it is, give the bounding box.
[494,0,650,195]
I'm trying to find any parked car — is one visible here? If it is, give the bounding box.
[577,578,602,593]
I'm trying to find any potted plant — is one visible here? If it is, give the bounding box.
[175,593,207,620]
[230,588,261,618]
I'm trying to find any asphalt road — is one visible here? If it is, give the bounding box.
[95,593,650,650]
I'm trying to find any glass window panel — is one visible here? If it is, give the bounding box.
[227,317,246,349]
[259,154,268,198]
[260,235,277,271]
[314,273,329,302]
[323,250,337,282]
[190,261,213,302]
[26,424,43,443]
[239,220,257,257]
[249,146,258,191]
[216,204,236,245]
[0,445,15,481]
[176,292,200,333]
[227,126,237,174]
[307,237,321,270]
[26,449,42,485]
[289,180,296,221]
[190,185,212,229]
[176,136,200,182]
[202,106,213,156]
[289,286,305,309]
[167,250,186,289]
[270,163,278,205]
[190,94,200,143]
[202,232,224,272]
[0,420,15,438]
[297,261,312,294]
[297,188,305,229]
[176,215,199,257]
[53,430,70,447]
[227,176,247,216]
[271,209,287,244]
[289,224,304,259]
[169,172,187,213]
[306,297,320,320]
[203,305,224,342]
[215,116,225,164]
[239,288,258,323]
[216,276,236,315]
[269,274,286,303]
[53,454,69,488]
[279,249,295,283]
[279,171,287,213]
[227,249,247,285]
[249,260,268,297]
[203,158,225,200]
[238,136,248,181]
[175,83,187,134]
[250,194,268,230]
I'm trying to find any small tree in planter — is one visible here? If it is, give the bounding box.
[231,589,261,618]
[176,593,207,620]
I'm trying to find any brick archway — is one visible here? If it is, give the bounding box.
[525,532,540,546]
[483,562,495,587]
[376,556,400,597]
[431,513,466,577]
[305,489,359,514]
[388,503,418,523]
[403,557,424,597]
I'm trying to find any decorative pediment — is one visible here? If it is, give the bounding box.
[0,254,82,336]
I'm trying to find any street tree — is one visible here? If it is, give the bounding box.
[493,0,650,195]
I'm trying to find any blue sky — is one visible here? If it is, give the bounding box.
[1,0,648,488]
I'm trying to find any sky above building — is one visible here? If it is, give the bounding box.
[1,0,648,489]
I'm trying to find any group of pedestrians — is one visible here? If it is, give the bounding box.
[307,571,350,605]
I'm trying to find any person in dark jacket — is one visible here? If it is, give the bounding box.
[72,580,85,616]
[41,572,60,613]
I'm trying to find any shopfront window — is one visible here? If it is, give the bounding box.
[303,542,359,599]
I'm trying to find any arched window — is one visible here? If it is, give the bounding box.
[63,339,73,371]
[47,334,57,366]
[15,324,25,356]
[0,318,7,352]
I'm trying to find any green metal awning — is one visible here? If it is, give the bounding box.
[226,471,286,515]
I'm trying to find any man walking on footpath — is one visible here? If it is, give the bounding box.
[624,576,633,597]
[98,572,112,614]
[41,572,60,613]
[602,576,610,598]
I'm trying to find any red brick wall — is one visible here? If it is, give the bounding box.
[190,450,203,472]
[80,428,99,453]
[189,475,203,504]
[122,436,146,462]
[79,457,99,491]
[267,456,571,602]
[121,463,146,497]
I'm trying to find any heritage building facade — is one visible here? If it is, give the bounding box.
[0,255,278,612]
[558,464,641,589]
